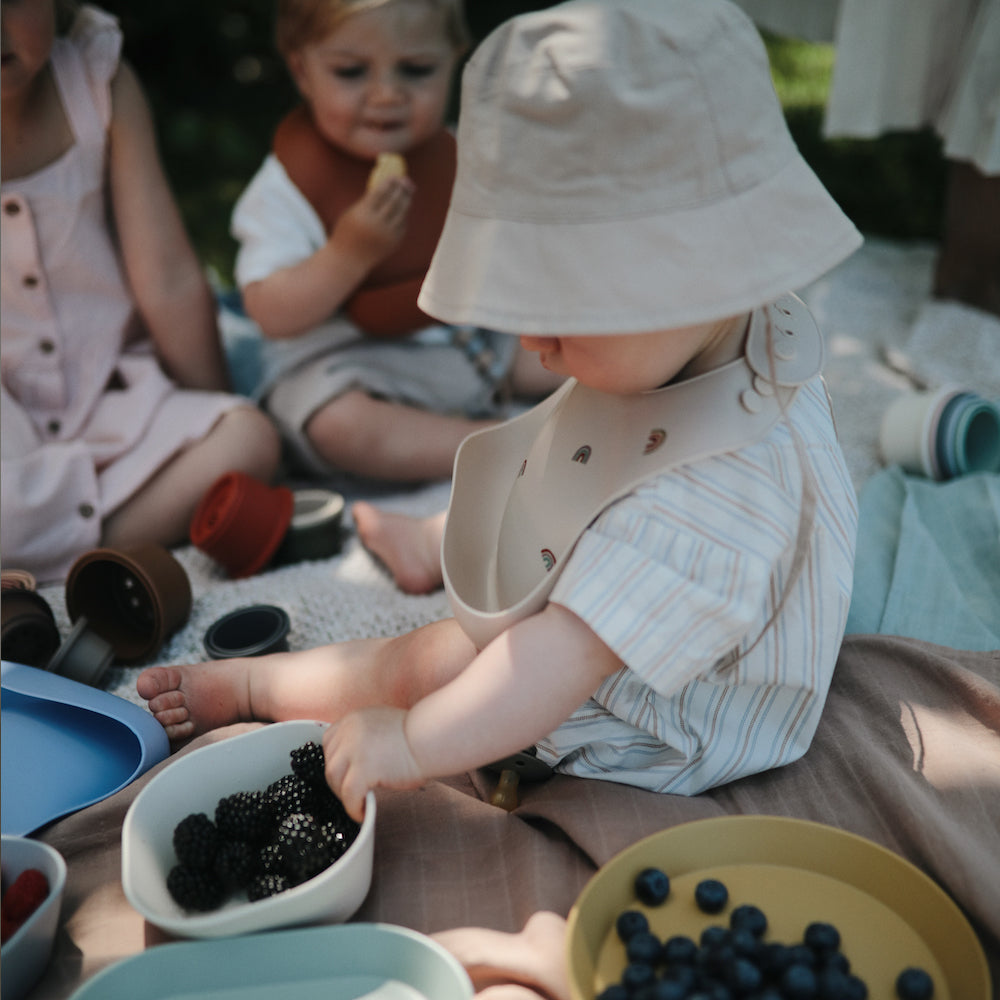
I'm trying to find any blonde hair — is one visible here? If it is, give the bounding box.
[275,0,470,59]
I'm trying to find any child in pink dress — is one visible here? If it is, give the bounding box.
[1,1,281,584]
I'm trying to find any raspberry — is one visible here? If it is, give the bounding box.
[1,869,49,942]
[215,790,274,844]
[166,864,224,912]
[172,813,220,870]
[289,741,326,788]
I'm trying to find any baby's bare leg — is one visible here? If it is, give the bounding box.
[353,503,445,593]
[103,406,280,551]
[136,618,477,744]
[307,390,497,481]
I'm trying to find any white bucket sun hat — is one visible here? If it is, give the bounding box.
[418,0,862,335]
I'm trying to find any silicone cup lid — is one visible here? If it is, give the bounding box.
[204,605,291,659]
[189,472,294,578]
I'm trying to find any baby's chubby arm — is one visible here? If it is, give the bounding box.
[322,603,622,821]
[242,173,415,340]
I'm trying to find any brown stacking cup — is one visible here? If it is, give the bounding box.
[1,588,61,668]
[65,544,192,664]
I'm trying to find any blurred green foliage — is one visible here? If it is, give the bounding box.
[102,1,945,288]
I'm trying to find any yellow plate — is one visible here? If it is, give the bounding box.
[565,816,989,1000]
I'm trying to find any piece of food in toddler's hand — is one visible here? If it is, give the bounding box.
[367,152,407,191]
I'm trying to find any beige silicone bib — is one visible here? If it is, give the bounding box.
[442,294,823,650]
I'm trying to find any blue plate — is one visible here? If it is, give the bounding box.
[1,661,169,835]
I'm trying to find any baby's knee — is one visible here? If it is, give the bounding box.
[305,391,381,465]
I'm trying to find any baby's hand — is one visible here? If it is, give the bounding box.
[321,706,424,822]
[333,176,415,267]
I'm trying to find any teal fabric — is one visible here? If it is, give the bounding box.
[846,467,1000,650]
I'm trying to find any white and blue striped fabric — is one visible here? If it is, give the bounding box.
[540,376,858,793]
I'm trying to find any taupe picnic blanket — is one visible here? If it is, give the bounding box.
[28,634,1000,999]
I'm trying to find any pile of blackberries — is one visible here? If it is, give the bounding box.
[597,867,935,1000]
[165,741,360,912]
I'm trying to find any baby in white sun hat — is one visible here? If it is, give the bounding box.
[139,0,862,816]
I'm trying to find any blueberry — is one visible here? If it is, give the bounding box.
[896,967,934,1000]
[725,956,763,993]
[621,961,656,993]
[596,986,629,1000]
[843,974,869,999]
[646,979,689,1000]
[626,930,662,966]
[635,866,671,906]
[804,921,842,955]
[782,962,819,999]
[700,925,731,950]
[730,927,761,960]
[615,908,650,942]
[730,903,767,938]
[695,878,729,914]
[662,934,698,966]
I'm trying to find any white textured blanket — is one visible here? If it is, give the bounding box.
[34,237,1000,708]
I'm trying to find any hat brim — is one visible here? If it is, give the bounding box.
[419,152,862,335]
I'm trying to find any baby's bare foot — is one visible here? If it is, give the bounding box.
[353,502,445,594]
[136,660,254,744]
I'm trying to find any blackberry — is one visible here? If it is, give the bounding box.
[247,871,292,901]
[289,741,326,788]
[214,840,256,890]
[166,863,225,911]
[257,841,283,875]
[267,773,319,817]
[319,819,354,861]
[273,812,332,884]
[215,790,275,844]
[172,813,220,870]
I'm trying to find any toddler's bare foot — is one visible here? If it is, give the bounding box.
[136,660,255,744]
[353,502,445,594]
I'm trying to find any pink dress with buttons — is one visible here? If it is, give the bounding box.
[0,7,245,583]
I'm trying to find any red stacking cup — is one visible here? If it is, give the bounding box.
[189,471,294,578]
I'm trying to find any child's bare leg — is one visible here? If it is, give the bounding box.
[103,406,280,551]
[307,390,497,481]
[353,503,445,593]
[136,617,477,744]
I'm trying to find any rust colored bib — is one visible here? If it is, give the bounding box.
[273,106,456,338]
